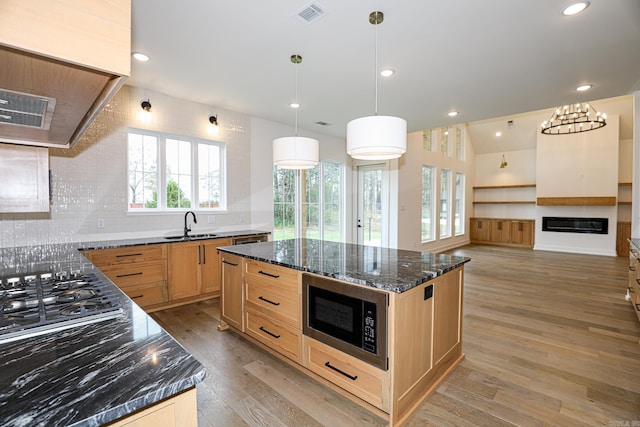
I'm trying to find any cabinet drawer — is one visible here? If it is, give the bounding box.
[245,279,300,328]
[100,260,167,288]
[87,245,166,266]
[304,337,387,411]
[123,282,168,308]
[245,309,301,363]
[245,259,299,293]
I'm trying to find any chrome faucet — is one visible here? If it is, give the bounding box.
[184,211,197,238]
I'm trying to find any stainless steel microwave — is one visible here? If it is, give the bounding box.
[302,273,388,370]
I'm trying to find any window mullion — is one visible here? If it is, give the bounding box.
[192,142,198,208]
[159,137,167,209]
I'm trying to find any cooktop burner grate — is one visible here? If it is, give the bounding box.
[0,271,122,343]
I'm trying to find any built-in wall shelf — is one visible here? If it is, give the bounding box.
[473,201,536,205]
[536,196,617,206]
[619,182,632,187]
[473,184,536,190]
[619,201,632,206]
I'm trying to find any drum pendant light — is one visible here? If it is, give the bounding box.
[347,11,407,160]
[273,54,319,169]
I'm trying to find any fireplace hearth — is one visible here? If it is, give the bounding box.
[542,217,608,234]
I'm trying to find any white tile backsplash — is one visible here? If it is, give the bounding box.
[0,85,254,248]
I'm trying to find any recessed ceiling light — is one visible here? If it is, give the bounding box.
[290,102,300,109]
[448,111,459,117]
[495,131,502,137]
[576,84,592,91]
[380,69,395,77]
[562,1,589,16]
[132,52,150,62]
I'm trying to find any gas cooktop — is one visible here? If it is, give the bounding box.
[0,270,123,344]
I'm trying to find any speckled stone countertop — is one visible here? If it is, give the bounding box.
[629,238,640,250]
[218,238,470,293]
[0,230,268,427]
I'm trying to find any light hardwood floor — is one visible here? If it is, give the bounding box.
[151,245,640,426]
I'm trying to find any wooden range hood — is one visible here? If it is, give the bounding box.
[0,0,130,149]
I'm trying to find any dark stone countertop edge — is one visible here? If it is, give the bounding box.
[218,242,470,294]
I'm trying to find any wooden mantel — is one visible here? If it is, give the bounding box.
[536,197,617,206]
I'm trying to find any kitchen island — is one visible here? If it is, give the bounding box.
[217,238,470,427]
[0,230,267,427]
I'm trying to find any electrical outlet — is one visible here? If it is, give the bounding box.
[240,215,245,224]
[207,215,215,224]
[97,219,105,229]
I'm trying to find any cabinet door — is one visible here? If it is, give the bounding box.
[221,253,243,331]
[470,219,490,242]
[510,220,533,246]
[433,268,462,365]
[490,220,511,243]
[201,239,231,295]
[168,242,201,300]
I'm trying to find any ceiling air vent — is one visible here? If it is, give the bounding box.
[296,2,327,24]
[0,89,56,130]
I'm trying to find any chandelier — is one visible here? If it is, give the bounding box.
[540,102,606,135]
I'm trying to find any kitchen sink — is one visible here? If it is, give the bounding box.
[164,233,218,240]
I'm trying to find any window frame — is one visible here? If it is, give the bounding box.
[421,165,436,243]
[127,128,226,213]
[439,168,452,239]
[454,172,465,236]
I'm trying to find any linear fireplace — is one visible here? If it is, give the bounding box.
[542,217,608,234]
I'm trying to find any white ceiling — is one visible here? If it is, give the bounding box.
[129,0,640,150]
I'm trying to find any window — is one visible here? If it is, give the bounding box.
[440,127,450,157]
[423,129,433,151]
[273,161,343,242]
[455,172,465,235]
[455,127,465,161]
[440,169,451,238]
[127,130,225,211]
[421,165,436,241]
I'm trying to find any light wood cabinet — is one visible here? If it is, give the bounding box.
[84,245,168,310]
[0,144,49,213]
[432,269,462,365]
[220,253,243,331]
[628,245,640,324]
[243,259,302,363]
[304,336,389,411]
[470,218,534,248]
[168,238,232,302]
[107,387,197,427]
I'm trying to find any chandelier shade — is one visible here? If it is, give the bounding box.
[273,136,319,169]
[347,115,407,160]
[273,54,319,169]
[346,11,407,160]
[540,102,606,135]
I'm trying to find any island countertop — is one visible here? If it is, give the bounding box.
[218,238,470,293]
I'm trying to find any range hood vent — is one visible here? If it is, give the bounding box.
[0,89,56,130]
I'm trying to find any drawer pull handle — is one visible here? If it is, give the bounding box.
[116,272,144,278]
[324,362,358,381]
[116,253,143,258]
[223,260,238,266]
[636,279,640,286]
[131,295,144,299]
[258,296,280,306]
[630,267,636,272]
[259,326,280,339]
[258,270,280,278]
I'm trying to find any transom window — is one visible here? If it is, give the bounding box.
[127,129,225,211]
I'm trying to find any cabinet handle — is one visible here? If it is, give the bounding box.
[258,296,280,306]
[198,246,202,265]
[223,260,238,266]
[635,281,640,287]
[629,287,635,293]
[116,253,143,258]
[258,270,280,278]
[630,267,636,272]
[130,294,144,299]
[116,272,143,278]
[202,245,206,264]
[258,326,280,339]
[324,362,358,381]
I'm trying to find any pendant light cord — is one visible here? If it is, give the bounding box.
[374,11,378,116]
[294,59,299,136]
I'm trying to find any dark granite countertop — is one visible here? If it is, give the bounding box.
[218,238,470,293]
[0,230,268,427]
[629,238,640,250]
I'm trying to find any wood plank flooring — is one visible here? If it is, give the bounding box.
[151,244,640,426]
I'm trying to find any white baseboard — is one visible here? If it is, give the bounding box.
[533,244,617,257]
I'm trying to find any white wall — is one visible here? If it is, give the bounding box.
[397,127,475,252]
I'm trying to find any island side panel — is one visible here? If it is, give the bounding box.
[390,266,464,425]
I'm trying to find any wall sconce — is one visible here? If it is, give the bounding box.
[139,99,152,123]
[208,115,219,136]
[499,154,508,169]
[141,99,152,112]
